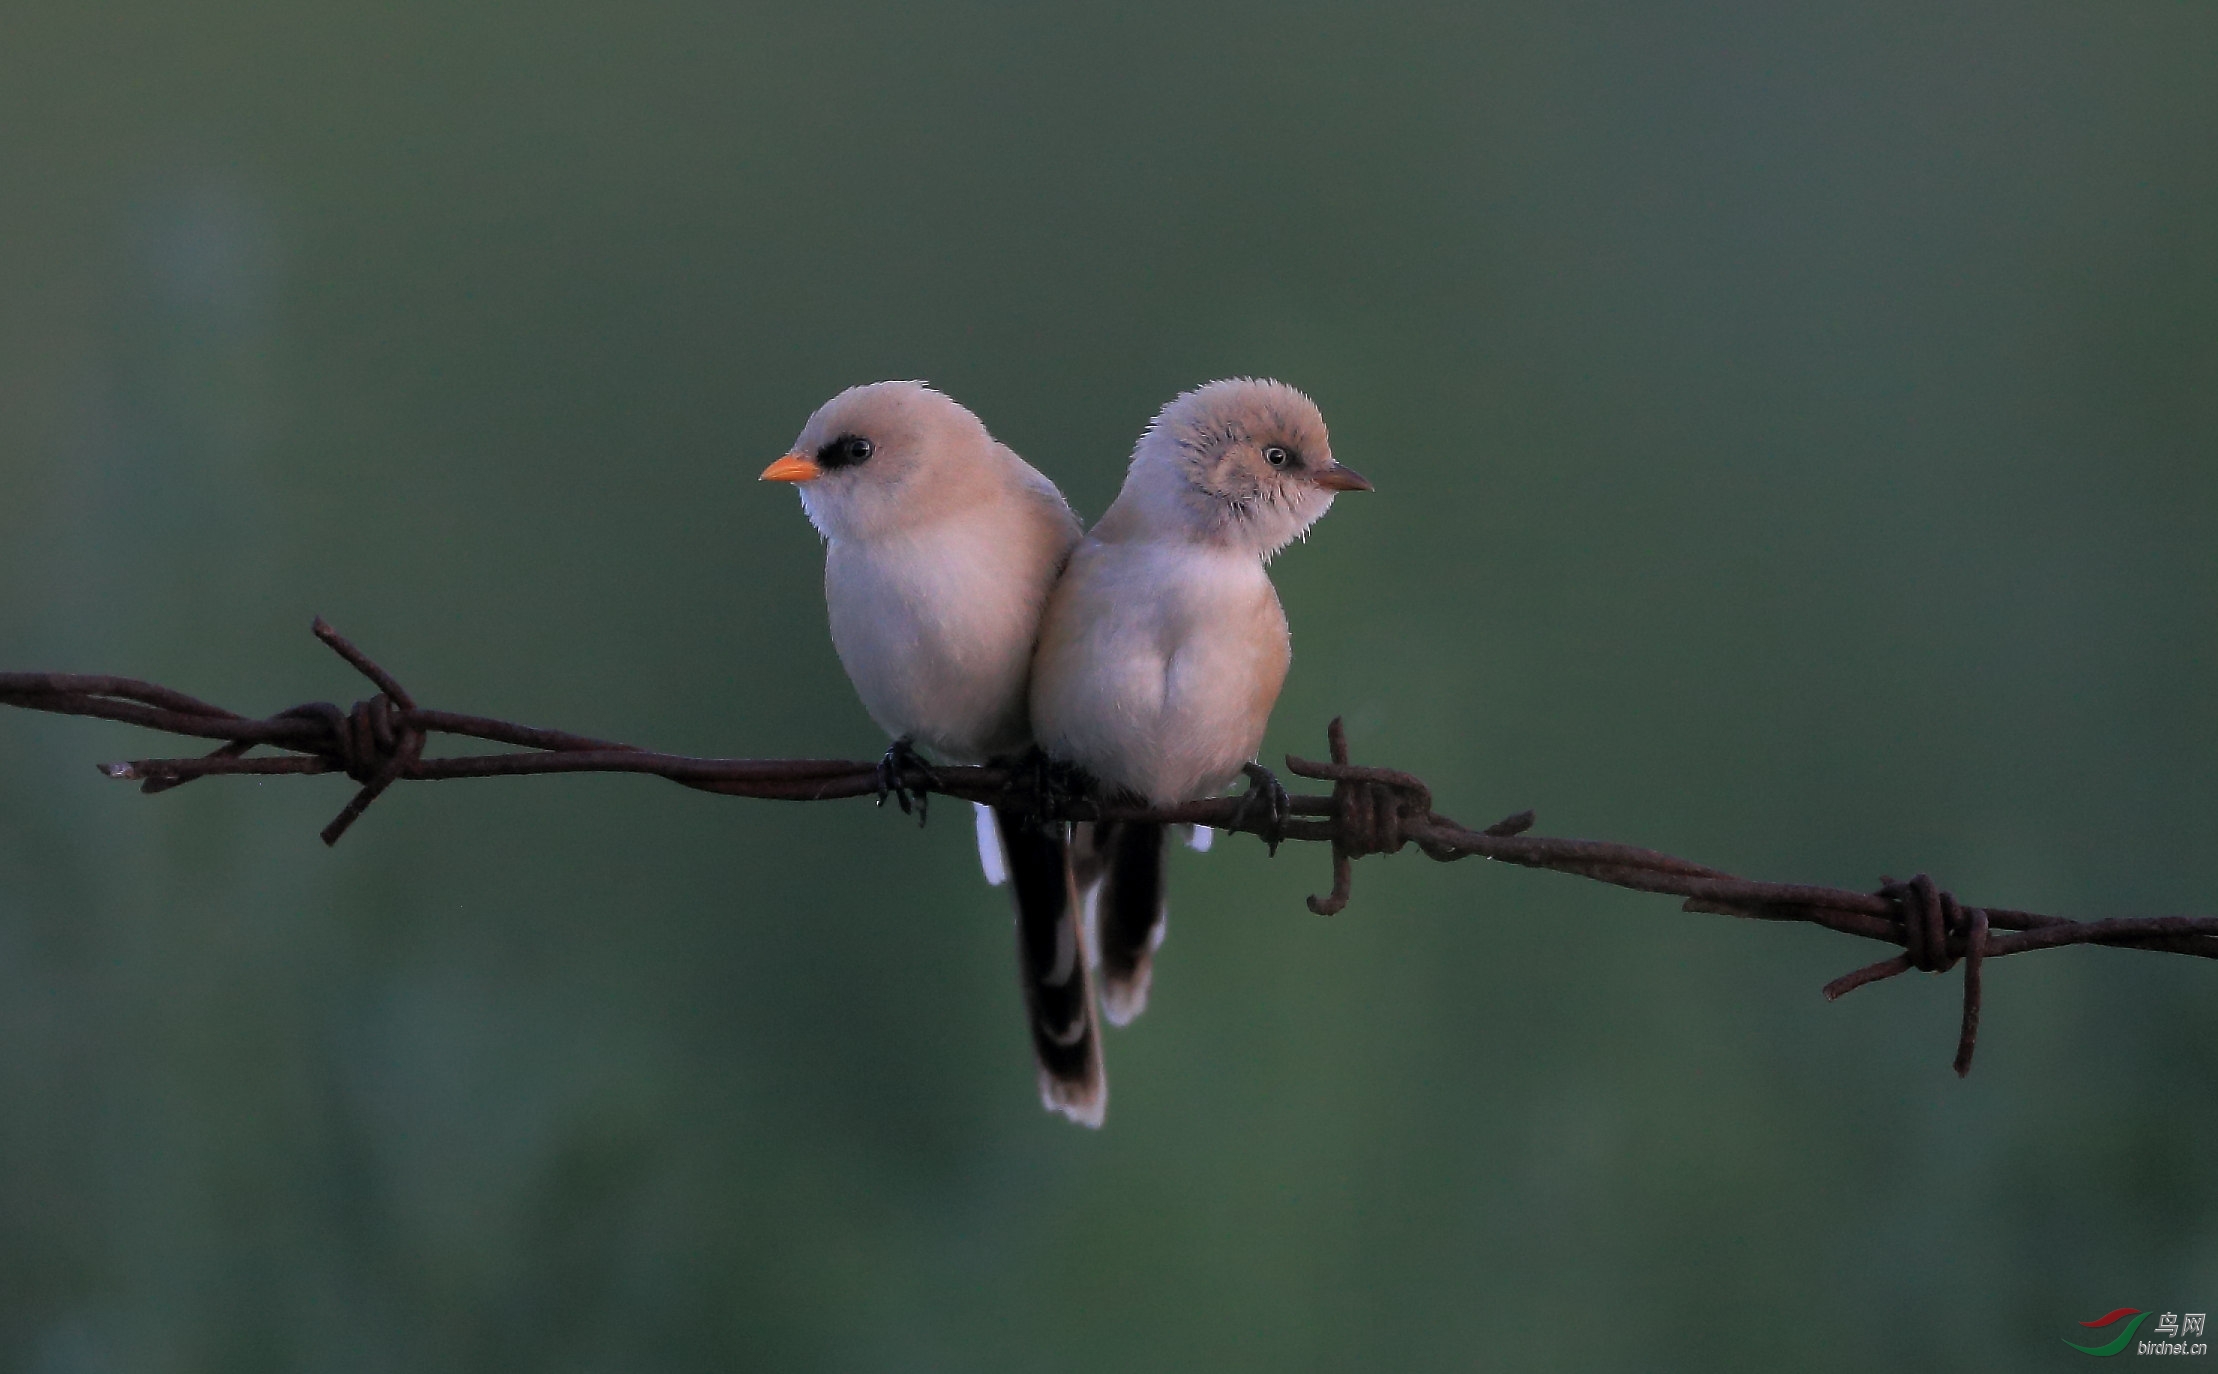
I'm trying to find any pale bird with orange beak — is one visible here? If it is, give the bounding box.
[761,381,1105,1126]
[1031,379,1370,1029]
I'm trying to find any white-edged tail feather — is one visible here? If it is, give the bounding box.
[1091,821,1169,1029]
[996,806,1106,1127]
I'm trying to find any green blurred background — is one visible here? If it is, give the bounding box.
[2,2,2214,1369]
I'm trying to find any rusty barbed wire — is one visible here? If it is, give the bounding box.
[5,617,2216,1076]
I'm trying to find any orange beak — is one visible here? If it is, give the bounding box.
[1313,462,1374,493]
[759,452,822,483]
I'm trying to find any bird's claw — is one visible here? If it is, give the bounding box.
[875,737,940,826]
[1013,748,1091,831]
[1231,761,1291,855]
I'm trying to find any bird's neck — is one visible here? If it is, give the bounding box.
[1092,466,1277,562]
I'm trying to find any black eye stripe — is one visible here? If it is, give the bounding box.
[817,433,875,469]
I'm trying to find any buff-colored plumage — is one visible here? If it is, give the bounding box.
[1032,378,1366,805]
[765,380,1106,1127]
[786,381,1081,763]
[1031,379,1369,1027]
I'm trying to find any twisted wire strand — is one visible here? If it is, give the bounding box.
[5,618,2217,1075]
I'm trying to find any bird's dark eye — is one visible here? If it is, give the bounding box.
[1263,445,1290,467]
[818,433,876,469]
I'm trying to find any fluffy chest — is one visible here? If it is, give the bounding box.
[820,510,1057,758]
[1034,540,1291,801]
[826,524,1017,660]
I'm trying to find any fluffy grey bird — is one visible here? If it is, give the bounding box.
[1031,378,1370,1027]
[761,381,1104,1125]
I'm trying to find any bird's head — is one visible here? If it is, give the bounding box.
[1116,378,1370,558]
[761,380,996,541]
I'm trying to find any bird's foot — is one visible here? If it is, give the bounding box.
[1012,748,1093,830]
[1230,761,1291,855]
[875,737,941,826]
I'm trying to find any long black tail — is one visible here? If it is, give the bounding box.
[994,806,1104,1127]
[1084,820,1169,1027]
